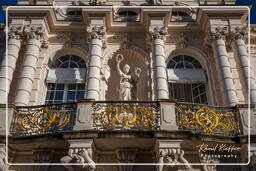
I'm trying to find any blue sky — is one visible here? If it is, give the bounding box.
[0,0,255,24]
[236,0,256,24]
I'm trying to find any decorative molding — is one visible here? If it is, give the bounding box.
[87,25,106,40]
[149,26,168,41]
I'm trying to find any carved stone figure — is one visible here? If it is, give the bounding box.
[157,148,191,171]
[116,54,141,100]
[61,148,95,171]
[0,145,7,171]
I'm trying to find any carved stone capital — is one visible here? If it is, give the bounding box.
[8,25,23,40]
[230,26,248,41]
[60,140,96,171]
[87,25,106,40]
[149,26,168,41]
[23,25,45,40]
[208,26,228,40]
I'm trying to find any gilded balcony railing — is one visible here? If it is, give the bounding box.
[10,103,77,136]
[175,103,241,136]
[92,101,160,130]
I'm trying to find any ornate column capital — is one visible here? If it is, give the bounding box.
[208,26,228,40]
[149,26,168,41]
[23,25,45,40]
[230,26,248,41]
[87,25,106,40]
[8,25,23,40]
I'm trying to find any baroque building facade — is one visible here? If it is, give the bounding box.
[0,0,256,170]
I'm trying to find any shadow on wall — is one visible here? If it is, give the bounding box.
[106,49,151,101]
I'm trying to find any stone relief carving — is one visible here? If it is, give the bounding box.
[148,0,163,5]
[61,147,96,171]
[208,26,228,40]
[55,8,82,21]
[89,0,107,5]
[199,154,219,171]
[157,148,191,171]
[0,144,7,171]
[116,54,141,100]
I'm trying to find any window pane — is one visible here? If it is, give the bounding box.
[56,84,65,90]
[77,84,85,90]
[68,84,77,90]
[76,91,85,99]
[55,91,64,100]
[67,91,76,101]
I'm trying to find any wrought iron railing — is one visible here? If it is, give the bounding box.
[175,103,241,136]
[10,103,77,136]
[92,101,160,130]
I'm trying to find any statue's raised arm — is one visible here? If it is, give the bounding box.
[116,54,124,76]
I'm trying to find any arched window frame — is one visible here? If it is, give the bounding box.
[45,55,87,104]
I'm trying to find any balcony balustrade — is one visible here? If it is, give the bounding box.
[175,102,241,136]
[8,101,243,137]
[92,101,160,130]
[10,103,77,136]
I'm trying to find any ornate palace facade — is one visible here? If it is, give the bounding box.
[0,0,255,170]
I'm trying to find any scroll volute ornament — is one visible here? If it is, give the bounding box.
[149,26,168,41]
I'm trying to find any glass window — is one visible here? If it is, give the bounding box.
[45,83,85,104]
[167,56,208,104]
[54,55,86,68]
[169,83,207,104]
[167,55,202,69]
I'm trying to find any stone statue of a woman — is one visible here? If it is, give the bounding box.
[116,54,141,100]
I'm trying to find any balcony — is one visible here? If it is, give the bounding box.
[7,101,246,137]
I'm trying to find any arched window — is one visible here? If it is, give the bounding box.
[167,55,208,104]
[45,55,86,104]
[55,55,86,68]
[171,9,193,21]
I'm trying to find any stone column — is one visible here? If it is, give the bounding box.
[209,27,238,106]
[231,26,256,104]
[0,26,22,104]
[116,149,137,171]
[14,25,44,106]
[149,26,169,100]
[86,25,105,100]
[33,149,54,171]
